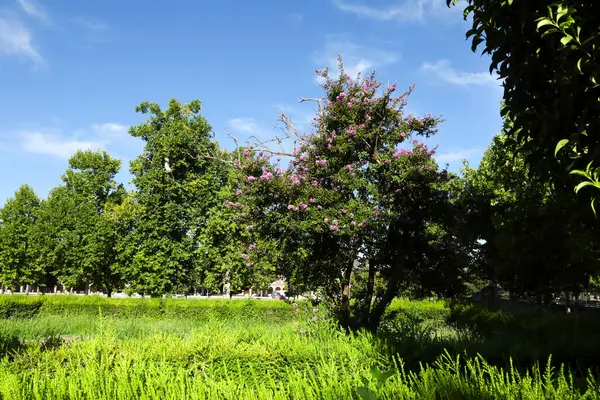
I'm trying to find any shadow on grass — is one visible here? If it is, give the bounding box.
[377,302,600,381]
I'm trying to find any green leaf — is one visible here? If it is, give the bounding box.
[554,139,569,157]
[357,387,377,400]
[574,181,594,194]
[592,197,597,216]
[570,170,590,178]
[560,35,574,46]
[536,19,554,30]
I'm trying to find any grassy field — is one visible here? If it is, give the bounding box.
[0,295,599,399]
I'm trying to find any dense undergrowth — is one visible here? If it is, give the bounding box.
[0,295,599,399]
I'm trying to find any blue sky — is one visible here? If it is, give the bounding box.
[0,0,503,203]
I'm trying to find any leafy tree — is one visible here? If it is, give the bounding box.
[0,185,42,290]
[448,0,600,208]
[231,58,461,330]
[124,99,226,296]
[454,133,600,305]
[31,150,126,295]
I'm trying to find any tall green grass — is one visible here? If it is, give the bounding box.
[0,296,599,399]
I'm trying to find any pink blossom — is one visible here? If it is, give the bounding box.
[400,132,406,137]
[393,153,401,159]
[312,316,318,321]
[243,148,251,157]
[332,220,338,225]
[395,188,401,193]
[388,199,394,203]
[327,99,333,106]
[347,102,353,108]
[248,243,257,250]
[299,155,306,162]
[287,204,295,211]
[258,151,263,157]
[345,164,353,172]
[316,159,327,167]
[241,253,249,260]
[277,157,281,162]
[385,159,391,164]
[290,174,301,185]
[330,225,339,231]
[247,176,257,182]
[349,213,354,218]
[331,132,337,138]
[351,221,357,226]
[260,171,274,181]
[247,262,253,268]
[336,92,346,102]
[358,222,366,229]
[317,205,322,209]
[324,218,329,223]
[358,123,365,129]
[388,82,398,91]
[342,209,347,214]
[313,307,319,312]
[299,203,308,211]
[309,198,316,204]
[246,225,254,231]
[264,153,271,160]
[328,143,333,149]
[346,129,356,136]
[277,167,286,175]
[236,189,242,196]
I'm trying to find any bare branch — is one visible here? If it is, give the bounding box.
[299,97,324,117]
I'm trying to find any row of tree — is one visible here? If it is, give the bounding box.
[1,58,599,330]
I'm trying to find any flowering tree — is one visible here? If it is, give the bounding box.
[229,57,459,330]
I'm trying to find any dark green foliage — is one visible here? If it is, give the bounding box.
[448,0,600,207]
[0,185,41,289]
[124,99,227,296]
[0,295,294,322]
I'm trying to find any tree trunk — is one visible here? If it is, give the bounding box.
[367,273,400,333]
[339,260,354,329]
[359,261,376,328]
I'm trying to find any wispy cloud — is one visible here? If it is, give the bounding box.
[16,0,49,23]
[0,17,43,64]
[17,122,139,160]
[314,40,399,82]
[330,0,459,22]
[91,123,129,135]
[228,118,265,136]
[73,16,108,32]
[21,132,107,159]
[435,148,482,165]
[284,13,303,27]
[421,59,498,87]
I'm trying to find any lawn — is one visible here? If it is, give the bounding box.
[0,295,598,399]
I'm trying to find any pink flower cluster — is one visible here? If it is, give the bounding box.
[224,200,243,208]
[248,243,257,250]
[247,176,257,182]
[315,159,327,167]
[260,170,274,181]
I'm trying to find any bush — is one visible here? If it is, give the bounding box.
[0,295,295,322]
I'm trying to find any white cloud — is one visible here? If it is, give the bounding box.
[16,0,49,23]
[435,148,481,165]
[73,16,108,32]
[0,17,43,64]
[228,118,265,136]
[314,40,399,82]
[330,0,459,21]
[91,123,129,135]
[21,132,107,159]
[284,13,303,27]
[421,59,498,87]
